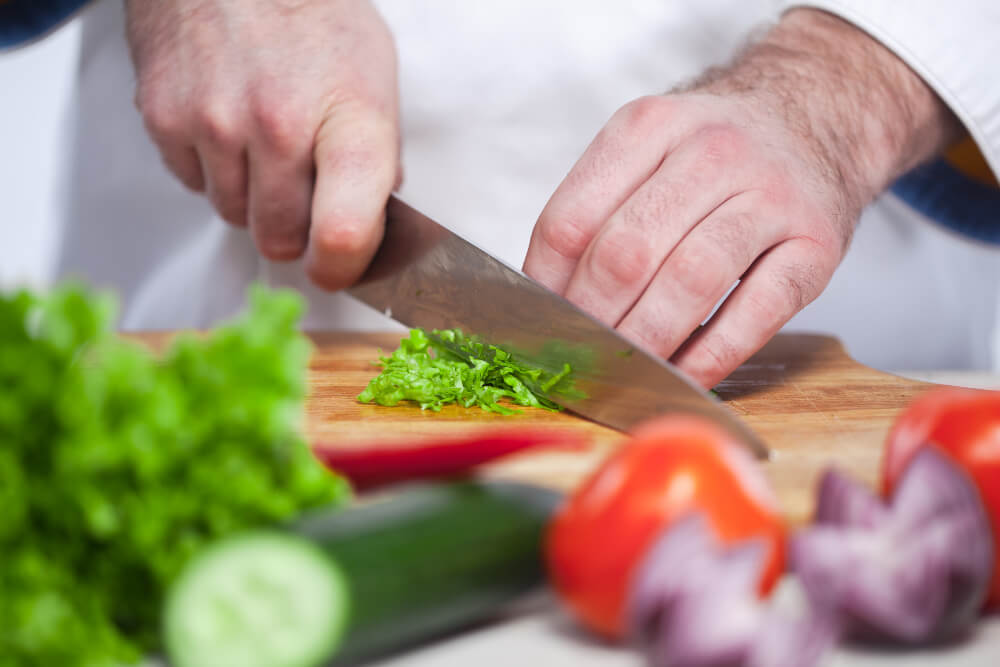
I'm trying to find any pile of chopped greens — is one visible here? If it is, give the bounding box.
[0,283,347,667]
[357,328,576,414]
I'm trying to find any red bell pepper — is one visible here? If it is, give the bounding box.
[313,428,590,490]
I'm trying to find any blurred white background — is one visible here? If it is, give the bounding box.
[1,10,998,371]
[0,19,81,288]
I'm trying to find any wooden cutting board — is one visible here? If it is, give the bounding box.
[302,331,935,523]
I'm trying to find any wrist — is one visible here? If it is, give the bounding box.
[692,8,963,213]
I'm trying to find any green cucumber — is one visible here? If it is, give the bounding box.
[164,480,559,667]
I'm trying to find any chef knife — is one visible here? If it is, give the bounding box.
[347,196,768,458]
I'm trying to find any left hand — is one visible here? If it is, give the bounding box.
[523,9,961,388]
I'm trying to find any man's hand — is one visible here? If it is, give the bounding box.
[524,9,962,389]
[125,0,400,289]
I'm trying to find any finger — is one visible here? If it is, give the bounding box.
[305,109,399,290]
[562,124,753,326]
[615,193,782,360]
[523,96,683,293]
[139,103,206,191]
[198,143,249,227]
[247,135,314,261]
[157,142,205,192]
[669,238,836,388]
[136,88,206,192]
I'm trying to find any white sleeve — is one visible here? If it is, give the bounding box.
[778,0,1000,180]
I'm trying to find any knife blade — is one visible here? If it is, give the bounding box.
[347,196,768,458]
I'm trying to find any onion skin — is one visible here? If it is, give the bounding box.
[792,448,994,644]
[629,513,837,667]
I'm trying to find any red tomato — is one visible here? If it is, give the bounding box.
[882,387,1000,608]
[546,415,786,639]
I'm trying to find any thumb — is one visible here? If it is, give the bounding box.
[305,106,400,291]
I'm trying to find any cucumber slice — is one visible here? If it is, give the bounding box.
[164,481,558,666]
[164,532,349,667]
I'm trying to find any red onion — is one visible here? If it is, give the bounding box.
[627,448,994,666]
[628,513,838,667]
[812,464,888,529]
[792,448,994,644]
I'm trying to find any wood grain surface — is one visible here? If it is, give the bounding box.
[300,331,937,523]
[130,330,936,523]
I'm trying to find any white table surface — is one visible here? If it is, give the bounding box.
[369,370,1000,667]
[367,587,1000,667]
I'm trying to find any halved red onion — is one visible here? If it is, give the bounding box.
[792,448,994,644]
[813,464,888,529]
[628,513,838,667]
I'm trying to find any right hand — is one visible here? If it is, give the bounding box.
[125,0,401,289]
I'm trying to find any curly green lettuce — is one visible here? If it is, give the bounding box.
[0,283,348,667]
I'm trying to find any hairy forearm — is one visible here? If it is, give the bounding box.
[691,8,963,215]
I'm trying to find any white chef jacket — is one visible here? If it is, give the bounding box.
[52,0,1000,372]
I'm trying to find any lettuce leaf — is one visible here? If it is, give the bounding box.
[0,283,347,666]
[357,328,578,414]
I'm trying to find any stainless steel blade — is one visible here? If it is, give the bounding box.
[347,196,768,457]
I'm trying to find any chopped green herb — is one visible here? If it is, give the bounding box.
[0,283,348,667]
[357,328,577,414]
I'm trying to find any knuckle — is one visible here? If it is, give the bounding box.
[805,227,840,258]
[253,211,309,260]
[133,80,156,113]
[777,262,823,311]
[816,215,853,256]
[305,267,351,292]
[304,249,365,292]
[208,184,248,226]
[172,168,204,193]
[310,218,374,259]
[257,237,307,261]
[780,273,811,313]
[621,308,678,359]
[136,90,183,140]
[669,246,727,302]
[745,287,787,326]
[318,144,384,179]
[586,231,655,288]
[304,255,347,290]
[250,93,310,153]
[316,114,396,179]
[697,332,742,379]
[707,212,757,267]
[213,198,247,227]
[616,95,671,133]
[536,215,591,262]
[321,101,397,145]
[748,262,822,325]
[193,101,243,149]
[792,204,851,258]
[304,263,338,291]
